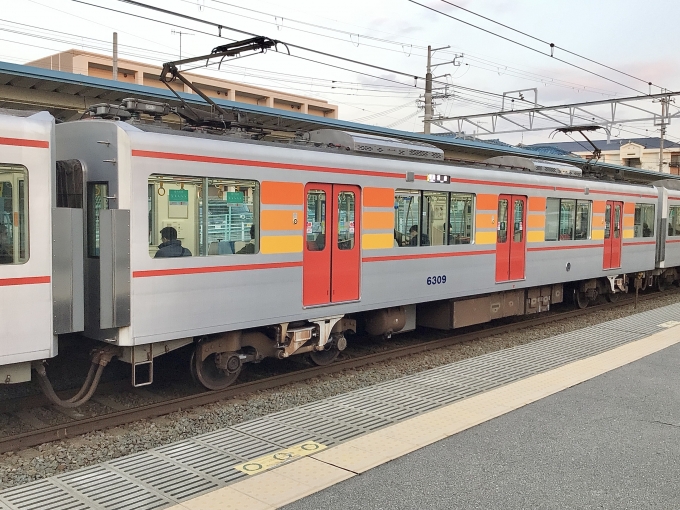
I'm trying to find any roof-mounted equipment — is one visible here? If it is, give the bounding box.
[307,129,444,161]
[484,155,582,177]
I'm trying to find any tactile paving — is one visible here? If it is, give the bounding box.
[2,302,679,510]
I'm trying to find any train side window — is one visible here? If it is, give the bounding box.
[574,200,591,240]
[337,191,355,250]
[497,199,508,243]
[207,178,258,255]
[394,190,420,247]
[634,204,654,237]
[87,183,108,258]
[0,164,28,265]
[448,193,474,245]
[545,198,560,241]
[307,190,326,251]
[669,206,680,236]
[422,191,446,246]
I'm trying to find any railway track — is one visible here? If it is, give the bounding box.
[0,289,676,455]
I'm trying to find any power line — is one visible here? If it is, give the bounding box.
[408,0,650,96]
[438,0,662,91]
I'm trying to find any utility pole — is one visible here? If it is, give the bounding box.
[658,95,669,173]
[112,32,118,81]
[423,45,452,134]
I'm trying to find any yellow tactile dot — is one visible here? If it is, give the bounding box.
[176,486,274,510]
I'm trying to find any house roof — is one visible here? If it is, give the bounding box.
[527,137,680,154]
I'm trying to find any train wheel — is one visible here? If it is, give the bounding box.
[575,290,589,309]
[606,292,620,303]
[309,347,340,366]
[191,349,241,390]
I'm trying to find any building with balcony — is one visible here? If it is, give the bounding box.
[27,50,338,119]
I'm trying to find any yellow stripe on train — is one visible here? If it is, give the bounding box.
[260,235,303,254]
[362,233,394,250]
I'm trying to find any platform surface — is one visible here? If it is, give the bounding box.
[2,303,680,510]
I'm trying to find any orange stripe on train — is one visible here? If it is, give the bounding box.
[363,187,394,208]
[261,181,304,205]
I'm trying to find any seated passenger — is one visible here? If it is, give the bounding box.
[237,225,256,254]
[409,225,419,246]
[154,226,192,258]
[643,223,652,237]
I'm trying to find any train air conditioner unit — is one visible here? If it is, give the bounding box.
[484,155,582,177]
[307,129,445,161]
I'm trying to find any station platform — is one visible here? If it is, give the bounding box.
[2,303,680,510]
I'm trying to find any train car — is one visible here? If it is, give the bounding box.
[49,104,670,393]
[0,110,84,385]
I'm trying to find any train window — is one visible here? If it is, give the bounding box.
[307,190,326,251]
[337,191,355,250]
[497,199,508,243]
[0,165,28,265]
[394,190,420,247]
[448,193,474,245]
[87,183,108,258]
[422,191,446,246]
[545,198,591,241]
[207,178,258,255]
[148,174,258,258]
[574,201,591,240]
[634,204,655,237]
[56,160,83,208]
[513,199,524,242]
[669,206,680,236]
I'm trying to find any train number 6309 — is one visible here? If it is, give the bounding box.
[427,275,447,285]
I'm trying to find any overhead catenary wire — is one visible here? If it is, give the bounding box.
[408,0,650,96]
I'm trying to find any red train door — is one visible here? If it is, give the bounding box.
[495,194,527,282]
[303,183,360,306]
[603,201,623,269]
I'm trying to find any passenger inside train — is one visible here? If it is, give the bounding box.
[154,226,192,258]
[0,223,11,264]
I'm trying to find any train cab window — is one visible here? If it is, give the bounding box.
[0,165,28,265]
[634,204,655,237]
[87,183,108,257]
[422,191,447,246]
[337,191,355,250]
[395,190,420,247]
[497,199,508,243]
[448,193,474,245]
[306,190,326,251]
[669,206,680,236]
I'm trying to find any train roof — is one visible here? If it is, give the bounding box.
[1,59,676,186]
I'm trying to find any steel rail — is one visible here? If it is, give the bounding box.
[0,290,674,454]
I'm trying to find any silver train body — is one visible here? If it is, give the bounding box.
[2,110,680,389]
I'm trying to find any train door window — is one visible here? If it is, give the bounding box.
[545,198,560,241]
[448,193,474,245]
[668,206,680,236]
[513,199,524,242]
[394,190,420,247]
[337,191,355,250]
[604,203,611,239]
[497,198,508,243]
[87,183,108,258]
[56,160,83,208]
[614,204,621,238]
[422,191,446,246]
[574,200,591,240]
[207,178,258,255]
[634,204,655,237]
[307,190,326,251]
[0,165,28,265]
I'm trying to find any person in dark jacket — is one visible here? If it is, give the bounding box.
[154,226,192,258]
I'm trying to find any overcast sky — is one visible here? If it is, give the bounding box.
[2,0,679,146]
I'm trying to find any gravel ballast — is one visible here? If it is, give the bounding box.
[1,293,678,489]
